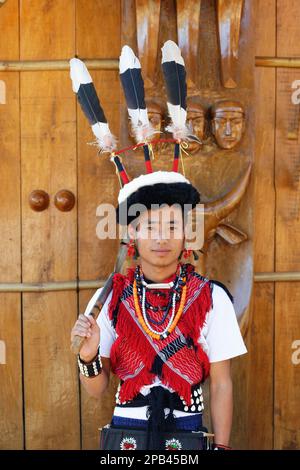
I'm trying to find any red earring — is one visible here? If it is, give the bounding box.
[127,239,139,259]
[127,239,135,258]
[183,248,192,259]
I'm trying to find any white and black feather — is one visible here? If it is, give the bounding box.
[119,46,154,143]
[70,57,116,152]
[161,40,189,140]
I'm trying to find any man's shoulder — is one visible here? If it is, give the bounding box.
[192,269,234,304]
[209,279,234,304]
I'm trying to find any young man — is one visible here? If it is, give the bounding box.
[71,171,247,451]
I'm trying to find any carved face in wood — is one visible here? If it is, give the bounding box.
[187,102,205,153]
[211,100,245,149]
[147,101,164,136]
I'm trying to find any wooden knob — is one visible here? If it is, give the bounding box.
[54,189,75,212]
[28,190,50,212]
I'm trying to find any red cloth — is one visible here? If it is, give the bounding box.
[108,264,212,405]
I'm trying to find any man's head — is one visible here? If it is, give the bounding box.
[211,100,245,149]
[116,171,200,269]
[116,171,200,266]
[116,171,200,227]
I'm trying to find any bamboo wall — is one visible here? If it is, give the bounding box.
[0,0,299,450]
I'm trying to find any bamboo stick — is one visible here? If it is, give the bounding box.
[0,58,119,72]
[0,280,104,292]
[256,56,300,68]
[254,272,300,282]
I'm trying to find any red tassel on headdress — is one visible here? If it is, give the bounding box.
[172,142,180,172]
[110,155,130,185]
[143,144,153,174]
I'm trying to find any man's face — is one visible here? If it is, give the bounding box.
[212,110,245,149]
[129,205,185,268]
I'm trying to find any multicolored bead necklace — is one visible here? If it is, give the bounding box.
[133,264,187,340]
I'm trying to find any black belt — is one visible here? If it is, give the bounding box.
[116,386,198,450]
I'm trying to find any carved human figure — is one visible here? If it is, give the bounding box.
[147,101,164,137]
[128,101,164,142]
[211,100,245,149]
[186,101,206,153]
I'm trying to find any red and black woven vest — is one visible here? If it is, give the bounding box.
[108,263,213,406]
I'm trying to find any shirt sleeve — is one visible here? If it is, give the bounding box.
[198,283,248,363]
[83,288,116,358]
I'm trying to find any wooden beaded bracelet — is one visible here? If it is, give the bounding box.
[77,347,103,378]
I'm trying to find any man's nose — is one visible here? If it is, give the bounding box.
[156,228,170,241]
[156,233,168,242]
[225,120,232,136]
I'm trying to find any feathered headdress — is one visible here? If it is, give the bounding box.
[69,42,200,219]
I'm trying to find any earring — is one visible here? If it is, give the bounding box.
[183,249,192,259]
[178,248,192,260]
[127,239,135,257]
[127,239,139,259]
[179,249,200,261]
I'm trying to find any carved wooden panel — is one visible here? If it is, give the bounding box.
[121,0,254,321]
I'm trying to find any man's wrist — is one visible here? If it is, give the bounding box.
[79,350,98,364]
[78,346,102,378]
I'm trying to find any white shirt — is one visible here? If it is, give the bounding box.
[84,281,247,419]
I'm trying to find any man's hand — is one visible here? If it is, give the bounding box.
[71,314,100,362]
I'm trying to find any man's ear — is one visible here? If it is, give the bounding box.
[128,223,136,240]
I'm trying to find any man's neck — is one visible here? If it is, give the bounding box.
[140,260,179,283]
